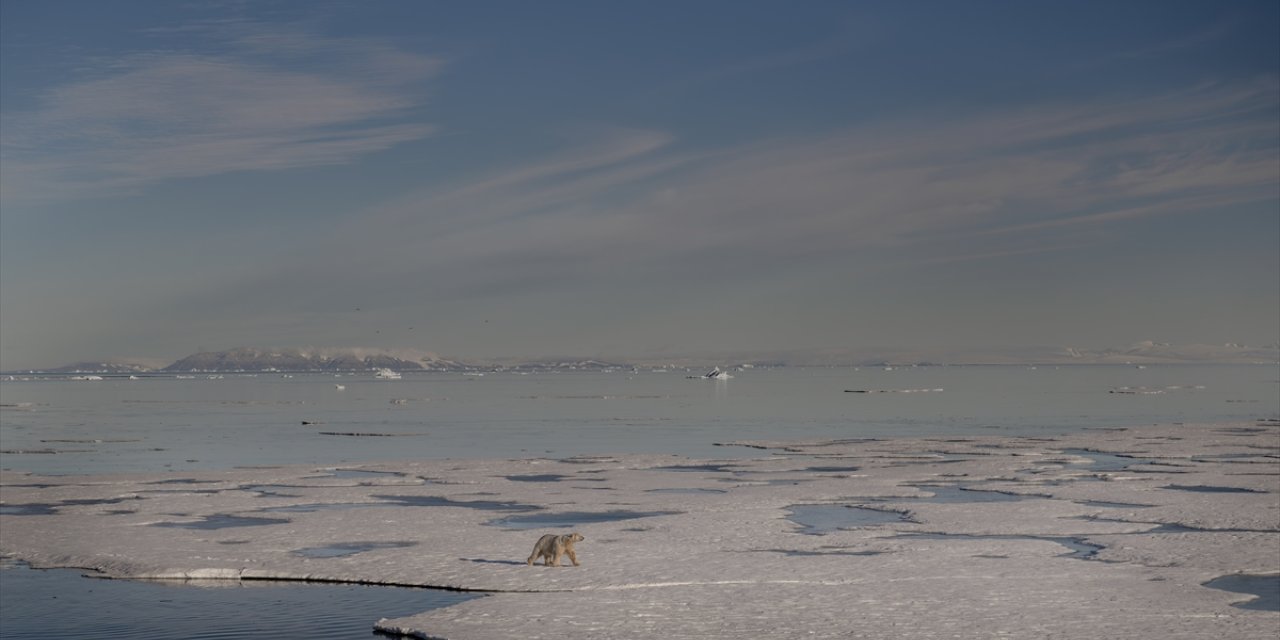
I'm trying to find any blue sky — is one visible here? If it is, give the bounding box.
[1,0,1277,368]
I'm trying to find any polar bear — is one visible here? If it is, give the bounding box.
[527,532,584,567]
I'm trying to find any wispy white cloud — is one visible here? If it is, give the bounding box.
[0,23,441,203]
[384,127,680,225]
[11,69,1273,364]
[1096,18,1236,63]
[328,79,1278,293]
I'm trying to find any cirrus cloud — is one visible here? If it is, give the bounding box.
[0,23,441,203]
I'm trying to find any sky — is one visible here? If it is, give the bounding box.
[1,0,1277,369]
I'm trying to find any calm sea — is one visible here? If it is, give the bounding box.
[2,364,1276,640]
[2,364,1276,476]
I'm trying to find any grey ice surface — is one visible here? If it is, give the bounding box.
[2,422,1277,639]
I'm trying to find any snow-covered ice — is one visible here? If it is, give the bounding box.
[1,422,1276,639]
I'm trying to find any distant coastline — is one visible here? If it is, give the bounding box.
[5,341,1277,375]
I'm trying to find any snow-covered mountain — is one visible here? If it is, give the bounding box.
[161,347,469,372]
[42,361,157,374]
[623,342,1279,367]
[1064,341,1280,364]
[16,341,1278,375]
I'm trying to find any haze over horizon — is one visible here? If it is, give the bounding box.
[2,1,1277,372]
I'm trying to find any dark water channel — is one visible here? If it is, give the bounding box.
[894,532,1103,559]
[0,562,480,640]
[905,485,1038,503]
[487,509,680,529]
[786,505,909,534]
[1204,574,1280,611]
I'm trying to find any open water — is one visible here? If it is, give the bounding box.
[2,364,1277,638]
[0,560,479,640]
[2,365,1276,476]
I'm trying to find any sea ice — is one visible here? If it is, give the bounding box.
[1,422,1276,639]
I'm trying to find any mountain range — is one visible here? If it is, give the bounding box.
[14,341,1278,374]
[161,347,467,372]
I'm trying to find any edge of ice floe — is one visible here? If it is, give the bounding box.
[75,564,871,593]
[75,566,527,593]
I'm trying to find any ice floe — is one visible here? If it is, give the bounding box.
[0,422,1276,639]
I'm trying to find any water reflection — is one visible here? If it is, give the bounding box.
[0,561,480,640]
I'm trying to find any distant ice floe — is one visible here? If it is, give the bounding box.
[845,388,944,394]
[1110,385,1207,395]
